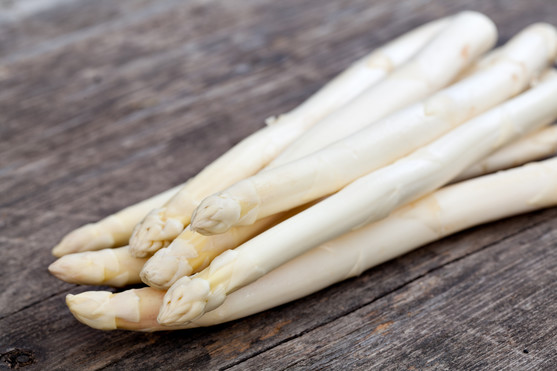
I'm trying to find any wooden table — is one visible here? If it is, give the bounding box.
[1,0,556,369]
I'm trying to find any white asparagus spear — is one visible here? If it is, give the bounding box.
[51,120,557,289]
[48,246,147,287]
[52,183,185,257]
[127,14,482,258]
[158,70,557,325]
[66,156,557,331]
[267,11,496,167]
[455,124,557,181]
[191,23,556,235]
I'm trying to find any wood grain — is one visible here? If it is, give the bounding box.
[1,0,556,369]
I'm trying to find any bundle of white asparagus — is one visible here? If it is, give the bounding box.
[48,12,557,331]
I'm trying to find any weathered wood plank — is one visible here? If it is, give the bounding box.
[0,0,161,56]
[0,208,93,318]
[1,0,557,369]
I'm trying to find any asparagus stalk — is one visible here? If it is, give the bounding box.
[267,11,496,168]
[455,124,557,181]
[158,70,557,325]
[190,23,556,235]
[52,183,185,257]
[66,156,557,330]
[127,13,487,258]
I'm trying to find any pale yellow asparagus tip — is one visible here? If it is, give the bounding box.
[157,275,214,325]
[52,224,113,257]
[190,197,243,235]
[140,248,194,290]
[66,291,119,330]
[49,247,147,287]
[129,208,185,258]
[49,254,103,285]
[67,289,167,331]
[158,249,244,325]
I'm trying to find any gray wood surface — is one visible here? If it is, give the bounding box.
[1,0,556,369]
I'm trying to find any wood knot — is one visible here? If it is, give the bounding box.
[1,349,36,369]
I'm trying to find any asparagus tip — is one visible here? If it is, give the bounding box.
[48,258,74,282]
[140,250,193,290]
[52,224,111,257]
[66,291,117,330]
[157,277,211,325]
[51,244,66,258]
[129,208,183,257]
[48,252,109,285]
[191,195,241,235]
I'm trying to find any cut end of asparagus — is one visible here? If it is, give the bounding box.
[49,252,109,285]
[52,224,113,257]
[157,276,212,325]
[66,291,117,330]
[129,208,184,258]
[140,248,194,290]
[191,195,242,235]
